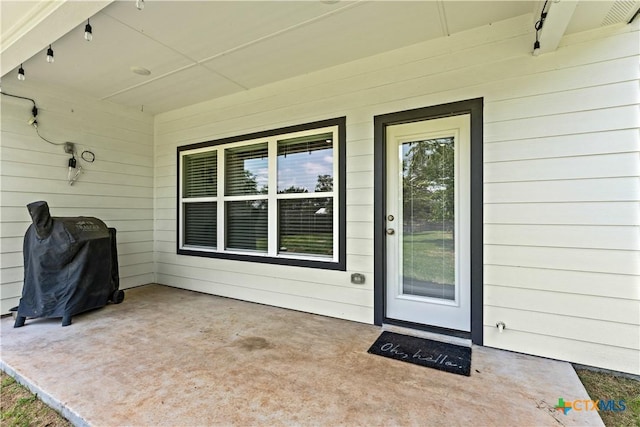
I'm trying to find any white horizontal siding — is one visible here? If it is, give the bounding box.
[153,15,639,373]
[484,129,639,163]
[0,79,155,313]
[485,285,639,325]
[485,265,639,300]
[156,274,372,323]
[483,327,640,375]
[485,178,639,203]
[485,153,639,182]
[485,105,639,143]
[485,81,639,122]
[485,245,639,275]
[485,201,640,225]
[485,306,638,349]
[484,224,639,250]
[158,264,372,305]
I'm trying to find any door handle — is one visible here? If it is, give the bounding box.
[386,228,395,235]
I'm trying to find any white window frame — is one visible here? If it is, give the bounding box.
[178,119,344,269]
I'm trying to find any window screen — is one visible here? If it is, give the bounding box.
[183,151,217,198]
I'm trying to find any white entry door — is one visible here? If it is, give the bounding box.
[385,115,471,332]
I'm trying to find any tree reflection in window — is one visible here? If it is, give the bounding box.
[402,137,455,298]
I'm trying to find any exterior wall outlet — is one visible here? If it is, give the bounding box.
[64,142,75,154]
[351,273,365,284]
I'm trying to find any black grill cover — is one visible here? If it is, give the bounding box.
[14,201,121,327]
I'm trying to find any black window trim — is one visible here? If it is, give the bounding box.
[176,117,347,271]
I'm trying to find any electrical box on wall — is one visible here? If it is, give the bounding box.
[351,273,365,284]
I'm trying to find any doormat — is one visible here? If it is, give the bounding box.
[367,331,471,376]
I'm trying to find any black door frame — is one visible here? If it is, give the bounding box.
[373,98,484,345]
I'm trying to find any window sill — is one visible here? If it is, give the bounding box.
[177,247,346,271]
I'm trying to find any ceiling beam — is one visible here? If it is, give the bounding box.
[1,0,113,78]
[534,0,579,55]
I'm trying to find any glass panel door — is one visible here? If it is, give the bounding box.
[385,115,471,332]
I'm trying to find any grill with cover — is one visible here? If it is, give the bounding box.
[13,201,124,327]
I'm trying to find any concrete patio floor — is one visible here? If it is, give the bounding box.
[1,284,603,426]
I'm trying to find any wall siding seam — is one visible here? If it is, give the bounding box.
[484,110,640,127]
[483,176,640,184]
[485,128,640,145]
[483,285,640,301]
[1,186,154,195]
[485,104,640,125]
[483,322,640,351]
[484,151,640,164]
[483,175,640,184]
[0,177,154,189]
[485,79,640,106]
[484,284,640,302]
[156,259,367,282]
[484,243,640,252]
[483,128,640,145]
[155,262,369,287]
[0,136,153,155]
[156,273,373,306]
[483,200,640,205]
[483,263,640,277]
[484,223,640,227]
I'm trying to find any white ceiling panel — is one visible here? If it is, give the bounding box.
[101,1,356,62]
[4,0,634,115]
[18,11,194,99]
[202,1,444,89]
[443,1,535,34]
[104,64,245,114]
[0,1,112,77]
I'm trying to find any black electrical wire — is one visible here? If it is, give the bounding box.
[536,0,550,31]
[81,150,95,163]
[1,91,36,107]
[535,1,550,33]
[533,0,550,51]
[2,90,64,146]
[2,90,98,180]
[629,7,640,24]
[35,126,65,146]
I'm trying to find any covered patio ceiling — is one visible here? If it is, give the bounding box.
[1,0,638,115]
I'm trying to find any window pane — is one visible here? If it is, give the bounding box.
[184,202,216,248]
[402,137,455,300]
[225,143,268,196]
[183,151,217,198]
[279,198,333,257]
[226,200,267,252]
[278,133,333,193]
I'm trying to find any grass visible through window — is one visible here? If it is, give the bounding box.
[279,233,333,256]
[403,230,455,286]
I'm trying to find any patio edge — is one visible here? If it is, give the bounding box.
[1,360,89,427]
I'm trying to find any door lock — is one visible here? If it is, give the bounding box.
[387,215,394,221]
[386,228,395,235]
